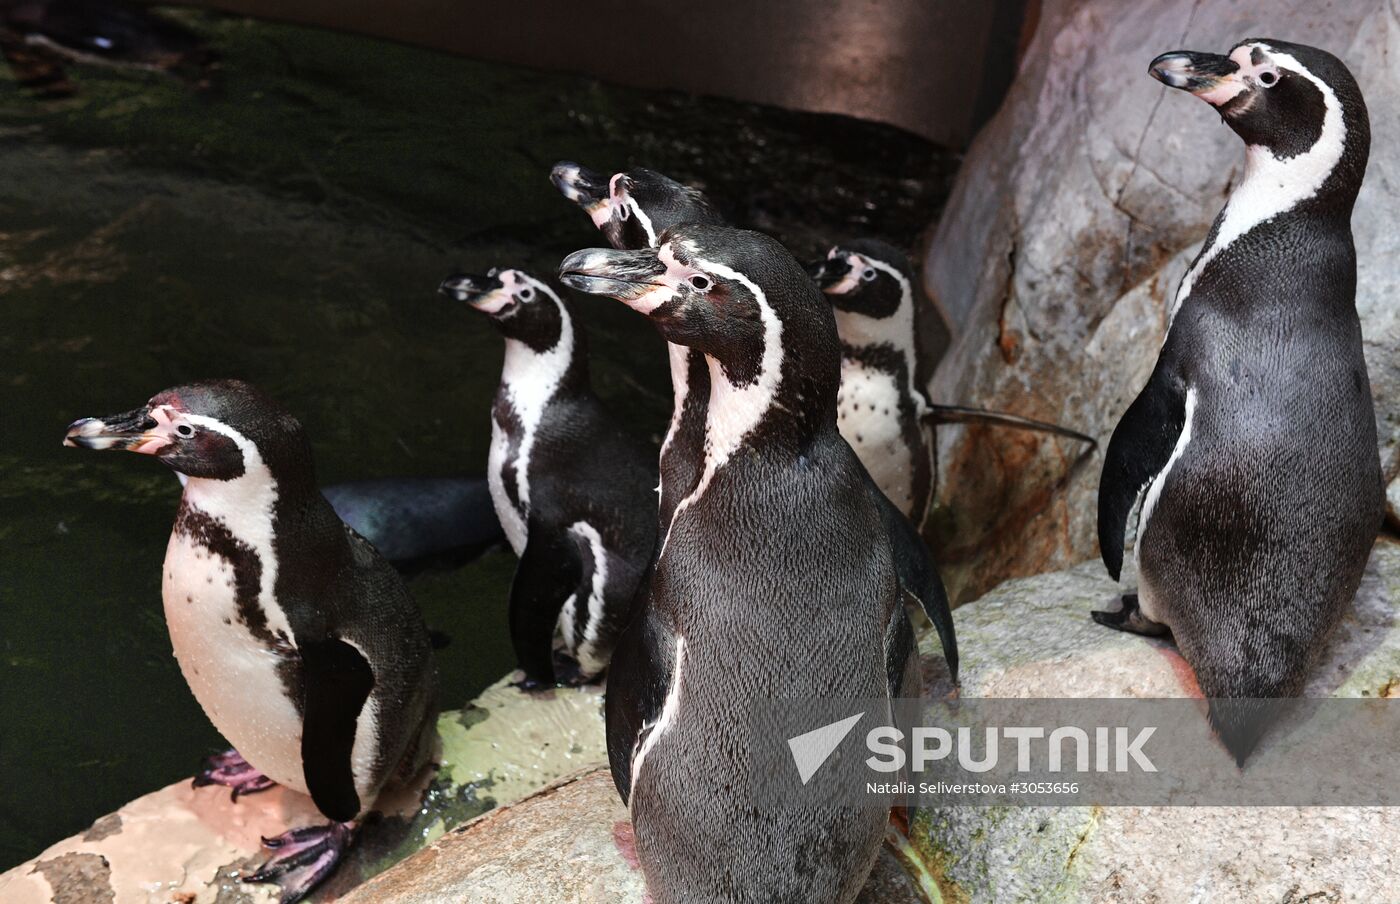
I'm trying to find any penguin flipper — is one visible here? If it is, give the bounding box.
[924,404,1098,449]
[299,637,375,823]
[604,593,675,805]
[1097,357,1188,581]
[509,519,582,689]
[873,483,959,683]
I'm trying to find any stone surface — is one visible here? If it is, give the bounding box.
[921,0,1400,602]
[341,768,925,904]
[912,538,1400,902]
[0,678,606,904]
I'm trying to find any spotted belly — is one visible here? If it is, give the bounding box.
[162,532,307,795]
[837,364,917,516]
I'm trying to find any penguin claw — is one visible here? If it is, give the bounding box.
[192,748,278,801]
[245,822,353,904]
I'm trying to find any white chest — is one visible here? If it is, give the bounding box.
[162,530,307,794]
[837,362,916,513]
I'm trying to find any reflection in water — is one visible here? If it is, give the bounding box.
[0,8,955,868]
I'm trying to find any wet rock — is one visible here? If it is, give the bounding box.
[340,767,924,904]
[0,678,606,904]
[912,539,1400,902]
[30,852,114,904]
[80,815,122,844]
[922,0,1400,602]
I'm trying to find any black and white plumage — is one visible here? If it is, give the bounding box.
[551,163,959,683]
[65,380,438,902]
[550,162,724,542]
[561,225,911,904]
[1097,40,1383,763]
[439,267,657,688]
[808,239,1098,529]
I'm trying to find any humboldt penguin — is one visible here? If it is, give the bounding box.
[551,162,959,682]
[561,224,909,904]
[439,267,657,688]
[65,380,438,902]
[1097,39,1383,763]
[808,240,1096,529]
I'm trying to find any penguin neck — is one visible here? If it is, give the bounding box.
[499,316,587,403]
[1171,70,1353,325]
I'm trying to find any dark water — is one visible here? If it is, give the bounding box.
[0,10,955,870]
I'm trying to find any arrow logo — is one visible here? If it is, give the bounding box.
[787,712,865,785]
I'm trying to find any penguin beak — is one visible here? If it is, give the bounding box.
[805,257,844,291]
[1149,50,1243,105]
[64,407,167,455]
[550,161,611,211]
[439,272,507,310]
[558,248,668,305]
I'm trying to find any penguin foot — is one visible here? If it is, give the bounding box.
[1091,593,1170,638]
[245,821,354,904]
[553,653,601,688]
[192,748,277,801]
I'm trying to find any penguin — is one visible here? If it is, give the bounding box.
[550,162,724,542]
[807,240,1097,529]
[0,0,216,97]
[551,162,959,682]
[320,476,503,575]
[561,223,913,904]
[64,380,438,902]
[1097,40,1383,764]
[438,267,657,688]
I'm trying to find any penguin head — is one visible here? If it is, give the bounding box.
[806,239,913,320]
[560,224,840,430]
[1150,39,1368,198]
[550,162,722,251]
[439,268,573,354]
[64,379,309,484]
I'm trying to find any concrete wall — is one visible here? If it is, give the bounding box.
[176,0,1024,147]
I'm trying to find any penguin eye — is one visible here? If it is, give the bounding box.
[618,203,630,221]
[860,268,877,282]
[689,274,712,292]
[175,424,195,438]
[518,286,535,302]
[1258,70,1278,87]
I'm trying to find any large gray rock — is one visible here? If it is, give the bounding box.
[912,538,1400,902]
[922,0,1400,602]
[340,768,926,904]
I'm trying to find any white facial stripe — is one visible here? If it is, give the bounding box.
[1168,46,1345,327]
[489,276,575,554]
[659,255,783,557]
[177,411,294,643]
[1136,387,1196,574]
[630,635,685,798]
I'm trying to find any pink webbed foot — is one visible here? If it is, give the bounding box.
[245,821,355,904]
[192,748,277,801]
